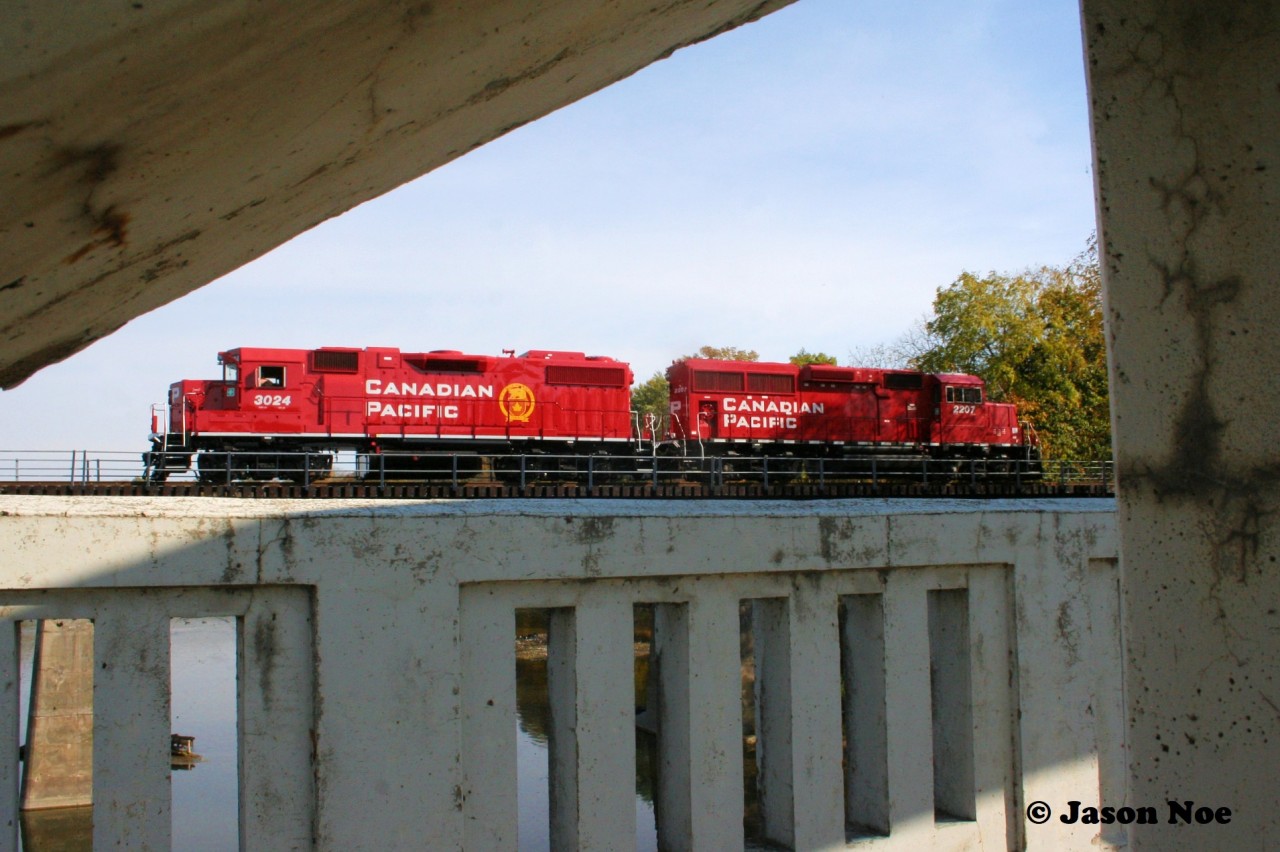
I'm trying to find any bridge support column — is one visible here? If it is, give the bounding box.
[21,619,94,810]
[1084,0,1280,846]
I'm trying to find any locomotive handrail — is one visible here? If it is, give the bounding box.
[149,403,168,442]
[0,449,1116,494]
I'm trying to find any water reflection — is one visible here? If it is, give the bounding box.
[20,806,92,851]
[17,618,237,852]
[169,618,237,852]
[513,610,658,851]
[17,613,687,851]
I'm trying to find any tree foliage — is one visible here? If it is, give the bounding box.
[631,371,669,429]
[911,238,1110,459]
[848,319,939,370]
[688,345,758,361]
[789,349,838,367]
[631,347,760,434]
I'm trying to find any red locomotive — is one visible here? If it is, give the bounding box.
[147,346,635,481]
[665,357,1028,459]
[145,345,1038,482]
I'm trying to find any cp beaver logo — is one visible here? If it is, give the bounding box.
[498,383,535,423]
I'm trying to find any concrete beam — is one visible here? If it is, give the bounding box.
[0,0,792,387]
[1083,0,1280,846]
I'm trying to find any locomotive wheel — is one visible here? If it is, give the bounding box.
[761,457,804,486]
[369,453,483,483]
[196,451,268,484]
[196,452,231,484]
[492,457,526,486]
[279,453,334,485]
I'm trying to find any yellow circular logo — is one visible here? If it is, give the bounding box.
[499,383,536,423]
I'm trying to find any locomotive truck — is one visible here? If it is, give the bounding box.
[143,345,1038,482]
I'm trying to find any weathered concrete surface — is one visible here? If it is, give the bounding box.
[0,496,1117,849]
[0,0,792,387]
[1084,1,1280,847]
[20,619,93,810]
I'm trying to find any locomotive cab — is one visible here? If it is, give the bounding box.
[933,374,1028,458]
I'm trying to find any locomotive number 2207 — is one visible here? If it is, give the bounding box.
[253,394,292,407]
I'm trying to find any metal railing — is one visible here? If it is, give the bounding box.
[0,449,1114,492]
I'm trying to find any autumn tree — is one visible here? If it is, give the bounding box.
[688,345,758,361]
[912,238,1110,459]
[789,349,838,367]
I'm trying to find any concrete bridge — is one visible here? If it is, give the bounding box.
[1,496,1118,849]
[3,0,1279,849]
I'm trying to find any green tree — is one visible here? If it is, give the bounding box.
[631,371,669,432]
[912,238,1110,460]
[688,345,758,361]
[631,346,758,435]
[789,349,838,367]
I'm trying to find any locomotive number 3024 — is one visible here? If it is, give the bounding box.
[253,394,292,407]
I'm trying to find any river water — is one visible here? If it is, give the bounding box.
[18,617,663,851]
[513,654,659,851]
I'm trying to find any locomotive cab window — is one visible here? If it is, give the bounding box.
[256,366,286,388]
[221,362,238,396]
[945,386,983,404]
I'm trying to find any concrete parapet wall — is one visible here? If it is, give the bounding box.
[0,496,1116,849]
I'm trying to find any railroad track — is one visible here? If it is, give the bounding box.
[0,480,1113,500]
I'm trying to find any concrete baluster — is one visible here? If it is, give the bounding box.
[460,586,518,850]
[238,589,315,849]
[547,596,635,851]
[92,604,171,849]
[0,619,18,850]
[882,571,936,846]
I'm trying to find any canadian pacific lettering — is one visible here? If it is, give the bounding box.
[363,379,493,420]
[366,402,460,419]
[721,396,824,430]
[364,379,494,398]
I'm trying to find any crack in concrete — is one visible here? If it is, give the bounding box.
[1106,6,1280,585]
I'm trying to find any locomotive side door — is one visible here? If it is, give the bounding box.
[698,401,717,439]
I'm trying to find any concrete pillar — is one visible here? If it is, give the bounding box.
[21,619,93,810]
[1083,1,1280,846]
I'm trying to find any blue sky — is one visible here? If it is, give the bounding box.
[0,0,1097,452]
